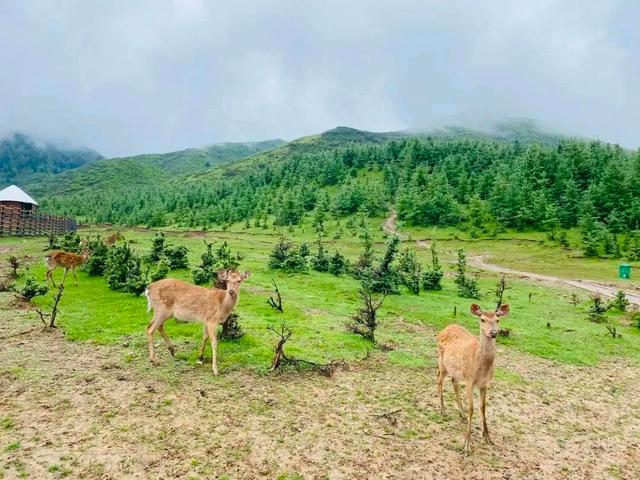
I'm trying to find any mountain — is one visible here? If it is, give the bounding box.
[0,132,103,186]
[26,139,285,196]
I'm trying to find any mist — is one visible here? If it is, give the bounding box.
[0,0,638,157]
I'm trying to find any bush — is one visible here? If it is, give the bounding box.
[268,236,308,273]
[352,228,374,279]
[60,232,82,253]
[147,233,166,262]
[83,236,109,276]
[312,244,330,272]
[220,312,244,340]
[105,243,147,295]
[629,308,640,328]
[422,242,443,290]
[17,274,48,300]
[454,249,480,298]
[347,288,385,342]
[193,241,217,285]
[149,258,170,282]
[587,294,608,323]
[8,255,20,278]
[367,235,400,294]
[163,245,189,269]
[610,290,629,312]
[328,251,348,276]
[398,248,421,294]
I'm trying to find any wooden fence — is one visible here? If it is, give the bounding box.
[0,206,76,237]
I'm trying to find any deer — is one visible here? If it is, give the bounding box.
[143,270,250,375]
[44,247,90,286]
[105,232,124,247]
[436,303,510,453]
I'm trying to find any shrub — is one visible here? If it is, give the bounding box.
[17,274,49,300]
[455,249,480,298]
[149,258,170,282]
[220,312,244,340]
[268,236,308,273]
[328,251,348,276]
[352,228,374,279]
[367,235,400,294]
[83,236,109,276]
[587,294,608,323]
[60,232,82,253]
[422,242,443,291]
[8,255,20,278]
[163,245,189,269]
[105,243,147,295]
[312,244,330,272]
[398,248,421,294]
[610,290,629,312]
[629,308,640,328]
[147,233,166,262]
[347,288,385,342]
[193,241,217,285]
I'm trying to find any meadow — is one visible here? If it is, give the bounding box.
[1,221,640,479]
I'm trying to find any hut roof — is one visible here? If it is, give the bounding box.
[0,185,39,206]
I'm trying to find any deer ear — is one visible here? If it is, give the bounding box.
[497,304,510,317]
[470,304,483,317]
[217,270,229,281]
[241,271,251,280]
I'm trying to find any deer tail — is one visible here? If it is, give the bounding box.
[143,288,152,313]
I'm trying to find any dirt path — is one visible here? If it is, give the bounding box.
[382,210,408,239]
[470,255,640,306]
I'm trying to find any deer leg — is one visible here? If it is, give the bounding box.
[61,267,69,285]
[197,324,209,364]
[47,269,56,287]
[147,315,164,365]
[206,322,219,375]
[464,383,474,454]
[157,325,175,357]
[452,379,465,420]
[437,367,446,416]
[72,267,78,285]
[480,386,493,445]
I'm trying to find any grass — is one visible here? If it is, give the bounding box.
[6,221,640,377]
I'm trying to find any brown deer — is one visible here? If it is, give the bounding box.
[105,232,124,247]
[436,303,510,453]
[144,270,250,375]
[44,248,89,286]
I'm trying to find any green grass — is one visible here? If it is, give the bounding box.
[8,222,640,376]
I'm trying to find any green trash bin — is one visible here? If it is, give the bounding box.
[619,264,632,279]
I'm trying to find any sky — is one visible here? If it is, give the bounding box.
[0,0,638,157]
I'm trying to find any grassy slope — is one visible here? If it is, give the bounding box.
[9,221,639,376]
[28,139,285,196]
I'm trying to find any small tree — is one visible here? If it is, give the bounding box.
[83,236,109,276]
[455,249,480,298]
[60,232,82,253]
[495,275,509,309]
[105,243,147,295]
[398,248,421,294]
[34,283,64,329]
[16,273,48,301]
[610,290,629,312]
[328,251,348,276]
[8,255,20,278]
[368,235,400,294]
[267,281,284,312]
[422,242,443,290]
[148,233,166,262]
[352,227,375,279]
[149,258,170,282]
[587,294,608,323]
[220,312,244,340]
[268,235,308,273]
[193,241,217,285]
[347,288,385,342]
[163,245,189,269]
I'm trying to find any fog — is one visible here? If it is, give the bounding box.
[1,0,638,156]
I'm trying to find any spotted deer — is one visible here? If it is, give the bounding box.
[44,248,89,286]
[436,303,510,453]
[105,232,124,246]
[143,270,250,375]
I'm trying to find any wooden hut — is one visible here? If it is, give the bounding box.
[0,185,39,212]
[0,185,76,236]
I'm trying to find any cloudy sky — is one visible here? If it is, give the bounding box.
[0,0,638,157]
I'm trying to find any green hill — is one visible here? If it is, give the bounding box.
[0,132,103,187]
[27,139,285,196]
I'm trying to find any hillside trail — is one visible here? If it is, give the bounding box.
[382,212,640,305]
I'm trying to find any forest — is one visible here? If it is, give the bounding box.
[40,135,640,259]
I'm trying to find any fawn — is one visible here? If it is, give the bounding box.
[44,248,89,286]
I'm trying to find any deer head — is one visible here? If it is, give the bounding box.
[470,303,510,339]
[217,270,250,298]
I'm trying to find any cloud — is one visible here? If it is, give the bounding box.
[0,0,638,156]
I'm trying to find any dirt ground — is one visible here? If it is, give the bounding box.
[1,292,639,480]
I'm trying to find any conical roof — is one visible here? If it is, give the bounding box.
[0,185,39,206]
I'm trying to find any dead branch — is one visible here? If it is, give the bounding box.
[267,323,346,376]
[33,283,65,329]
[373,409,402,426]
[267,281,283,312]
